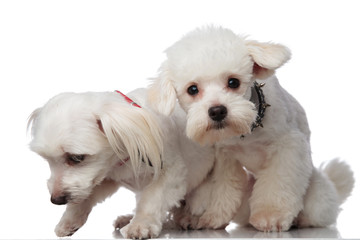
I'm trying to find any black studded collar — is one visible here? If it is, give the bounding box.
[250,81,270,131]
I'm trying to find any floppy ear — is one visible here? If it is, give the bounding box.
[97,104,163,178]
[27,108,42,137]
[148,61,177,116]
[246,40,291,80]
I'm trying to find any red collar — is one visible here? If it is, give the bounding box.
[115,90,141,108]
[118,157,130,167]
[114,91,139,168]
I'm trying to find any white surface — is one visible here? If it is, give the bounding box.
[0,0,359,239]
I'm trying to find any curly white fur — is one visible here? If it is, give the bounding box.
[148,25,355,232]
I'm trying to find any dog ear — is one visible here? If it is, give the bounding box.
[246,40,291,79]
[27,108,42,137]
[97,104,163,178]
[148,61,177,116]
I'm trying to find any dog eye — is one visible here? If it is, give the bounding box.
[187,85,199,96]
[228,78,240,89]
[66,154,86,165]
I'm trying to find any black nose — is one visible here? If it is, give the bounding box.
[51,195,68,205]
[208,105,227,122]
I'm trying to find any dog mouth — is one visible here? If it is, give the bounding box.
[207,121,227,131]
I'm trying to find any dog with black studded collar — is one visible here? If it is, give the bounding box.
[148,25,355,232]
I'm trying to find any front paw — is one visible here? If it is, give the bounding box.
[55,218,84,237]
[249,209,293,232]
[114,214,133,230]
[176,212,200,230]
[120,217,162,239]
[196,212,230,230]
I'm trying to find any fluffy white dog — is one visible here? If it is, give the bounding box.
[28,88,217,238]
[148,26,355,232]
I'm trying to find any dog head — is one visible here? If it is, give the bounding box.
[28,91,163,205]
[149,26,290,144]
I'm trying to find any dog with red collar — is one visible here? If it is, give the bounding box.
[28,88,216,238]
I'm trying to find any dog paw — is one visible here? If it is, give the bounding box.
[120,217,162,239]
[249,209,293,232]
[113,214,133,229]
[177,213,200,230]
[55,219,83,237]
[196,212,229,230]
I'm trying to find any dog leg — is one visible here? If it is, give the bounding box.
[55,202,92,237]
[249,132,313,232]
[172,203,201,230]
[231,173,254,227]
[55,179,121,237]
[172,179,210,230]
[120,159,187,239]
[297,159,354,227]
[178,154,248,230]
[196,155,248,230]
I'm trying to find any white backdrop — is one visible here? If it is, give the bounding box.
[0,0,359,238]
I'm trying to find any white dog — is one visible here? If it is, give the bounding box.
[28,88,218,238]
[148,26,355,232]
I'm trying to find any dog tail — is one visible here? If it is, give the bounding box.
[321,158,355,205]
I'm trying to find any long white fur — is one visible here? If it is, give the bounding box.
[148,25,355,232]
[28,89,215,238]
[98,103,163,178]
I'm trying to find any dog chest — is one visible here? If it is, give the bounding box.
[220,141,270,174]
